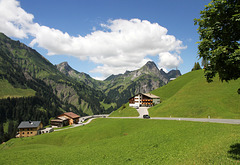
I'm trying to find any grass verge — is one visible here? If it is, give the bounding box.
[109,104,139,117]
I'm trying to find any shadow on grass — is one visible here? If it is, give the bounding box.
[228,143,240,160]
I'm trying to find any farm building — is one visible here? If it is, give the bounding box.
[50,116,69,127]
[18,121,43,138]
[57,112,80,125]
[129,93,160,108]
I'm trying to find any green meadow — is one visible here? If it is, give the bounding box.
[109,103,139,117]
[0,79,35,99]
[149,70,240,119]
[1,118,240,164]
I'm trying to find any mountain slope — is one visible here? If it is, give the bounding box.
[0,33,107,116]
[0,79,35,98]
[149,70,240,118]
[57,61,181,108]
[56,62,105,90]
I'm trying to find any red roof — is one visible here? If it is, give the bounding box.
[59,112,80,119]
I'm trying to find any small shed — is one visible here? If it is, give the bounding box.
[40,127,54,134]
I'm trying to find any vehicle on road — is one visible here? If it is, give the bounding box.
[143,115,150,119]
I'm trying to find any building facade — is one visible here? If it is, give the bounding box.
[18,121,43,138]
[129,93,160,108]
[50,116,69,127]
[57,112,80,125]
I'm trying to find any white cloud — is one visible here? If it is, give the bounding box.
[0,0,187,78]
[0,0,34,38]
[158,52,183,69]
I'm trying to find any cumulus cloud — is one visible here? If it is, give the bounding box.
[0,0,34,38]
[158,52,183,69]
[0,0,186,78]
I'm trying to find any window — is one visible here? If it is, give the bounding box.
[22,132,25,134]
[27,132,29,134]
[31,132,33,134]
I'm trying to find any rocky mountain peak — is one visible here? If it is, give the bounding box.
[139,61,167,82]
[167,69,182,79]
[56,62,72,74]
[142,61,159,73]
[145,61,158,68]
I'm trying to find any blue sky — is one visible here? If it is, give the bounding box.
[0,0,211,80]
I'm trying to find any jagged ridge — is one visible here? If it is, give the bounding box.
[0,32,108,116]
[57,61,181,107]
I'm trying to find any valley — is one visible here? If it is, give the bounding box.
[0,32,179,143]
[0,0,239,164]
[0,32,239,164]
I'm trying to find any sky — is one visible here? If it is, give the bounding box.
[0,0,211,80]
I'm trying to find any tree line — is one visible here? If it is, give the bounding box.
[0,96,63,143]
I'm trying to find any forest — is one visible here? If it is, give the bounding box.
[0,95,63,143]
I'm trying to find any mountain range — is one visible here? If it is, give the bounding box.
[0,32,181,142]
[0,32,181,115]
[56,60,181,107]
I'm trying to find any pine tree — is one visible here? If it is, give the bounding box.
[0,123,4,137]
[192,62,202,71]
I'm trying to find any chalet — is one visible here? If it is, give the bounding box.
[129,93,160,108]
[50,116,69,127]
[18,121,43,138]
[57,112,80,125]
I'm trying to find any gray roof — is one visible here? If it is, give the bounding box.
[18,121,42,129]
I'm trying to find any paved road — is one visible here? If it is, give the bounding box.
[151,117,240,124]
[55,114,240,132]
[108,116,240,125]
[54,118,96,132]
[131,107,240,124]
[136,107,149,117]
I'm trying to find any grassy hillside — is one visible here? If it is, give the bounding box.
[1,118,240,164]
[149,70,240,119]
[0,79,35,98]
[109,103,139,117]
